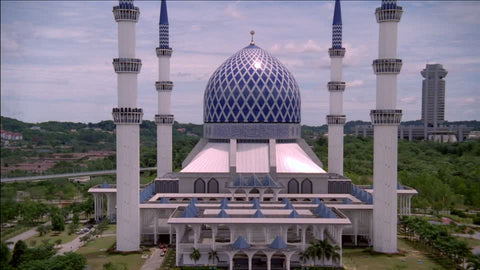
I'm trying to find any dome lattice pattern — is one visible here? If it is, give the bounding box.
[204,45,301,123]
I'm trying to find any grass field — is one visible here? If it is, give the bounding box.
[343,239,446,270]
[26,229,78,247]
[76,236,150,270]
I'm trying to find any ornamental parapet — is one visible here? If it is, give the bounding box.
[155,81,173,91]
[326,115,346,125]
[112,107,143,124]
[156,47,172,57]
[328,48,345,58]
[113,58,142,73]
[327,81,346,92]
[375,7,403,23]
[372,58,402,74]
[113,6,140,22]
[370,109,402,125]
[155,114,174,125]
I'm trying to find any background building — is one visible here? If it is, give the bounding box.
[421,64,447,129]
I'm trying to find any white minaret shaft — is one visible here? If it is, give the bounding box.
[155,0,173,178]
[372,0,403,253]
[327,0,346,175]
[112,0,142,252]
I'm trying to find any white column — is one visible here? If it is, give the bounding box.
[372,1,403,254]
[154,210,158,245]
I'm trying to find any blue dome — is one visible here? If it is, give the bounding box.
[204,44,301,123]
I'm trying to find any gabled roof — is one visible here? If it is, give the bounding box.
[217,209,230,218]
[269,236,287,249]
[232,236,250,250]
[288,209,301,218]
[252,209,264,218]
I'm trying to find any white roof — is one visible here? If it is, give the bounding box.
[236,143,269,173]
[181,143,229,173]
[276,143,326,173]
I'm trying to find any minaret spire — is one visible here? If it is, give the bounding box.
[155,0,174,179]
[159,0,170,49]
[327,0,346,176]
[332,0,343,48]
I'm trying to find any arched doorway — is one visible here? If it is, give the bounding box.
[301,179,312,194]
[207,178,219,193]
[288,179,299,194]
[194,178,205,193]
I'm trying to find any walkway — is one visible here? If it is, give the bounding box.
[6,222,50,250]
[141,248,165,270]
[1,167,156,183]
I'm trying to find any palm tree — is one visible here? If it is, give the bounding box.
[467,254,480,270]
[298,251,311,269]
[208,249,220,266]
[304,239,340,266]
[190,247,201,266]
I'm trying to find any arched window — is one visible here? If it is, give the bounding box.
[207,178,219,193]
[301,179,313,194]
[288,179,299,194]
[194,178,205,193]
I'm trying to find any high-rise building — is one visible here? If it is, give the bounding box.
[421,64,447,128]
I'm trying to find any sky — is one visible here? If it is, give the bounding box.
[1,0,479,126]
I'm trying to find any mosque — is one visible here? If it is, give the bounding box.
[89,0,417,268]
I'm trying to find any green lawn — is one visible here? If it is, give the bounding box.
[343,239,446,270]
[26,229,78,247]
[76,236,150,270]
[455,237,480,249]
[102,224,116,235]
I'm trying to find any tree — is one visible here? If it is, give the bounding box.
[51,213,65,232]
[10,240,27,268]
[0,242,13,270]
[72,213,80,226]
[208,249,219,265]
[304,239,340,266]
[189,248,201,265]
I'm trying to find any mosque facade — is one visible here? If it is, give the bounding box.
[89,0,417,268]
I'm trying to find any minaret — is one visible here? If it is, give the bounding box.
[327,0,346,175]
[112,0,142,251]
[155,0,174,178]
[371,0,403,253]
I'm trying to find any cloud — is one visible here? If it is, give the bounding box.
[400,96,417,105]
[347,80,364,88]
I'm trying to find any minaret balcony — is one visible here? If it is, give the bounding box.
[155,114,174,125]
[156,47,173,57]
[328,48,346,58]
[375,7,403,23]
[113,6,140,22]
[370,109,402,125]
[112,107,143,124]
[326,115,346,125]
[373,59,402,74]
[327,81,346,92]
[113,58,142,73]
[155,81,174,91]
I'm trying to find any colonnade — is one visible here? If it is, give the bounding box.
[398,194,412,216]
[93,193,116,222]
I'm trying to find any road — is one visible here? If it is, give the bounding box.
[1,167,156,183]
[6,222,51,249]
[141,248,165,270]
